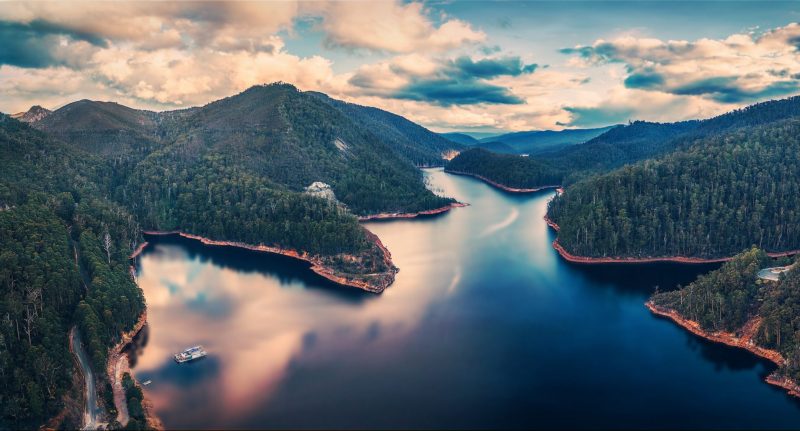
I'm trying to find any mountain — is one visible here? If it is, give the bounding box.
[484,126,615,155]
[548,118,800,259]
[10,105,51,123]
[33,99,162,157]
[440,132,480,146]
[308,91,462,166]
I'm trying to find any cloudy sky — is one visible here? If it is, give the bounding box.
[2,1,800,133]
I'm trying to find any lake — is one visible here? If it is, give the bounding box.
[132,168,800,429]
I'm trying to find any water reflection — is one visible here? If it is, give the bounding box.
[134,168,800,429]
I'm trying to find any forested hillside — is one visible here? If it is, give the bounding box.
[0,116,144,428]
[651,248,800,382]
[445,148,563,189]
[447,96,800,190]
[548,119,800,259]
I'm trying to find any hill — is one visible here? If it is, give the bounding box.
[33,100,162,157]
[547,118,800,259]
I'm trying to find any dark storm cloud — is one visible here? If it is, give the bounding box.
[560,106,634,127]
[452,56,537,79]
[349,55,536,106]
[623,72,665,90]
[394,79,524,105]
[673,77,800,103]
[0,19,106,68]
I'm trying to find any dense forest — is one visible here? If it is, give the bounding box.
[651,248,800,381]
[446,148,563,189]
[0,116,145,428]
[548,119,800,259]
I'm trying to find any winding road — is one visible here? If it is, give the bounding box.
[70,327,105,430]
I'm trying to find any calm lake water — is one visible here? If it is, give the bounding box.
[133,168,800,429]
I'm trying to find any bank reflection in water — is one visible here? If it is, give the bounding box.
[133,168,800,430]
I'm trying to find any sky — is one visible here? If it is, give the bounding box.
[2,1,800,133]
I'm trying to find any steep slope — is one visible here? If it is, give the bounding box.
[547,118,800,260]
[485,126,614,155]
[309,91,463,166]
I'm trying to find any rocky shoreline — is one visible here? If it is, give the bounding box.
[140,229,397,293]
[646,302,800,399]
[358,202,468,221]
[445,169,561,193]
[106,311,163,430]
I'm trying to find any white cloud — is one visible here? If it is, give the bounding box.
[311,1,485,53]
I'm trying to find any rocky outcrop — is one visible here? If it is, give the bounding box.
[11,105,51,123]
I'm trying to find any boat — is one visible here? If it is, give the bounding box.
[142,380,152,386]
[174,345,207,363]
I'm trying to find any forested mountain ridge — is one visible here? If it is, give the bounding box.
[448,95,800,191]
[483,126,615,155]
[33,83,454,217]
[650,248,800,385]
[548,118,800,259]
[309,91,463,166]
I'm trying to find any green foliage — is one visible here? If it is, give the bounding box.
[653,249,800,382]
[446,148,563,189]
[652,247,769,331]
[549,119,800,259]
[0,117,144,428]
[0,201,82,428]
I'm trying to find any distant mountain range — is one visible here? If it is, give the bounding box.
[441,126,614,155]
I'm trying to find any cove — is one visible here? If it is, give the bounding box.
[131,168,800,429]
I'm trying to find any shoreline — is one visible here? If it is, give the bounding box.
[106,311,163,430]
[645,301,800,398]
[444,169,561,193]
[545,218,799,264]
[358,202,468,221]
[139,230,396,293]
